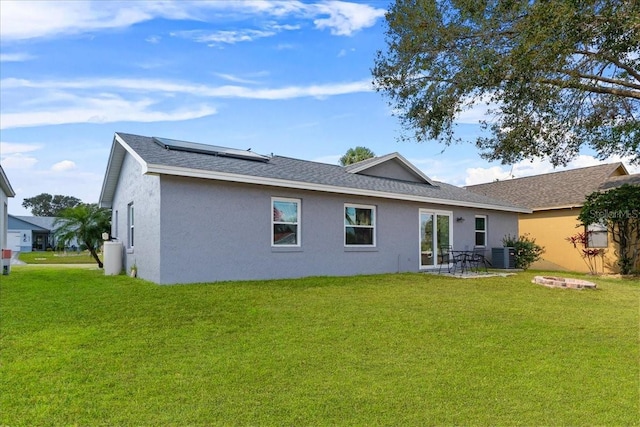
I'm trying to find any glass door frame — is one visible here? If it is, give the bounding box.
[419,209,453,269]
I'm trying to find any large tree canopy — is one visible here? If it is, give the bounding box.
[22,193,82,216]
[373,0,640,166]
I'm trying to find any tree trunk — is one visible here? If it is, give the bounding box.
[89,248,103,269]
[618,222,631,275]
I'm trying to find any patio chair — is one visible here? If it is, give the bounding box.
[437,246,451,274]
[469,248,490,273]
[438,246,466,274]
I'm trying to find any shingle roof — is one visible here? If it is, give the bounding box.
[466,163,629,210]
[599,173,640,190]
[13,216,58,231]
[100,132,530,213]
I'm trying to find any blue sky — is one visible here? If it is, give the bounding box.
[1,0,637,216]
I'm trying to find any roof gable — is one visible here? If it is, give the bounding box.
[345,153,435,185]
[466,163,629,210]
[8,215,53,231]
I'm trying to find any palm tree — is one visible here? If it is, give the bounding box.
[53,204,111,268]
[339,146,375,166]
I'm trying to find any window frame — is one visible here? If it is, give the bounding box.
[419,209,453,269]
[114,210,119,239]
[344,203,376,247]
[474,215,487,248]
[586,223,608,248]
[271,197,301,247]
[127,202,134,249]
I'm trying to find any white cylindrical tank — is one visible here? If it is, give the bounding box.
[103,241,123,275]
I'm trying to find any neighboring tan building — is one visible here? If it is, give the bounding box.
[467,163,637,274]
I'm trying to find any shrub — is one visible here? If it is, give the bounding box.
[502,234,545,270]
[566,232,606,275]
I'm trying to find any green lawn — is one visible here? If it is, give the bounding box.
[18,250,97,264]
[1,268,638,426]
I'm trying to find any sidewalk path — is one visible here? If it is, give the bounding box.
[10,252,98,269]
[10,252,25,265]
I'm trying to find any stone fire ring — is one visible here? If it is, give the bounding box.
[532,276,597,290]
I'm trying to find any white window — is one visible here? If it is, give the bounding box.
[127,203,134,248]
[272,198,300,246]
[587,223,608,248]
[475,215,487,247]
[345,204,376,246]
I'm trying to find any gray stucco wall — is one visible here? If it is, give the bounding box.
[150,175,518,284]
[0,190,8,251]
[111,154,161,282]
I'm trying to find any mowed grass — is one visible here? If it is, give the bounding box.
[18,250,97,264]
[1,268,638,426]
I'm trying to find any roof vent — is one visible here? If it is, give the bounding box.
[152,137,270,162]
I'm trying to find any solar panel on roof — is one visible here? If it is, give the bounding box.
[152,137,270,162]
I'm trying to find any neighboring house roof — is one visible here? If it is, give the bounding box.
[8,215,54,231]
[599,173,640,191]
[466,163,629,211]
[100,133,530,213]
[0,165,16,198]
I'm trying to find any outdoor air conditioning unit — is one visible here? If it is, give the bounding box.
[492,247,516,269]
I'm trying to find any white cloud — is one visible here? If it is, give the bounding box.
[0,52,35,62]
[337,48,355,58]
[0,1,152,41]
[0,142,41,170]
[0,153,38,170]
[213,73,260,84]
[464,166,513,185]
[1,77,374,97]
[0,142,42,154]
[1,91,217,129]
[0,77,373,128]
[171,29,277,45]
[145,35,161,44]
[51,160,77,172]
[313,1,386,36]
[463,154,639,186]
[0,1,385,42]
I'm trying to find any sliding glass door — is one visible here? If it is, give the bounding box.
[420,210,452,268]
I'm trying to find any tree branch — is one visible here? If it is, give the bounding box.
[575,49,640,82]
[560,69,640,92]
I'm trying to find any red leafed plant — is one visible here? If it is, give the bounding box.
[566,231,606,275]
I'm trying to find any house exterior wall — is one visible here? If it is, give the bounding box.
[110,153,161,281]
[452,209,518,252]
[0,189,8,251]
[145,175,519,284]
[10,230,33,252]
[7,231,21,253]
[519,209,618,273]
